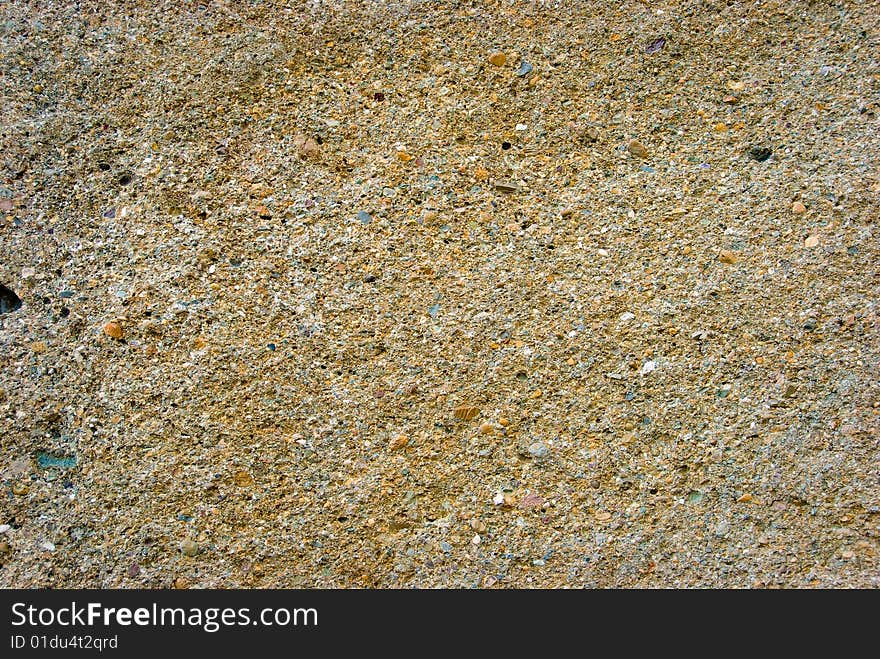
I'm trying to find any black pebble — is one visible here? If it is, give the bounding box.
[363,274,377,283]
[0,284,22,314]
[748,146,772,162]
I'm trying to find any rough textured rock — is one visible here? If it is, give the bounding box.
[0,0,877,589]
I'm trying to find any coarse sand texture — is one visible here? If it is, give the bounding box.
[0,1,878,588]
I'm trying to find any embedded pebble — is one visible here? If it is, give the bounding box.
[749,146,773,162]
[233,470,254,487]
[519,492,546,509]
[180,539,199,557]
[645,37,666,53]
[488,52,506,66]
[294,134,320,159]
[103,321,124,339]
[574,124,600,143]
[516,61,533,76]
[388,434,409,450]
[0,284,22,314]
[493,179,521,193]
[454,404,480,420]
[527,442,550,459]
[627,140,649,159]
